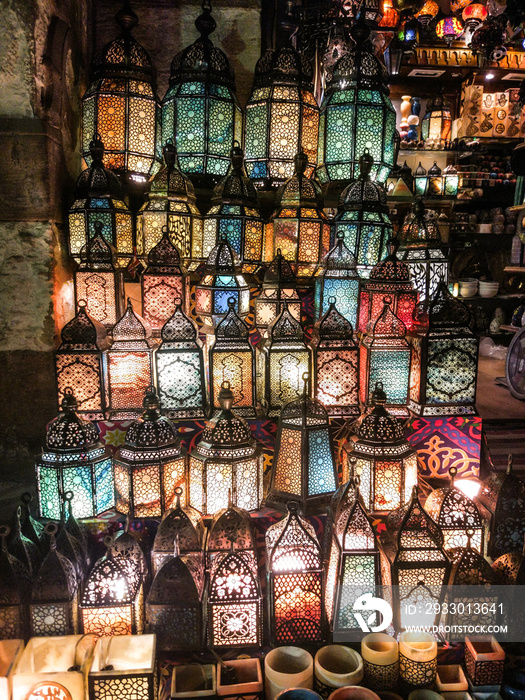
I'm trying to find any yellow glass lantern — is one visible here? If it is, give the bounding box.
[421,96,453,144]
[254,250,301,336]
[314,232,361,328]
[415,1,440,27]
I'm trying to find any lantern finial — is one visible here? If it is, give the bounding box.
[219,381,234,410]
[143,385,160,412]
[230,143,244,170]
[89,133,105,164]
[449,466,457,485]
[507,454,514,474]
[294,151,308,177]
[162,140,177,167]
[287,500,300,515]
[358,151,374,181]
[371,382,387,406]
[45,522,59,551]
[115,0,138,32]
[61,390,78,413]
[174,486,183,509]
[195,0,216,40]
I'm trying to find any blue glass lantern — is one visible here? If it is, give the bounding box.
[314,232,361,328]
[317,22,396,186]
[162,0,242,187]
[333,153,393,278]
[35,391,114,520]
[254,250,302,336]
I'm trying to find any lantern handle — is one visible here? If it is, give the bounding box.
[45,522,59,550]
[449,466,457,485]
[465,528,474,549]
[174,486,183,510]
[0,525,10,553]
[67,633,96,672]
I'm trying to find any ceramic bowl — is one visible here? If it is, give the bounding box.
[478,281,499,298]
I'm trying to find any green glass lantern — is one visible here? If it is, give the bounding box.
[414,162,428,197]
[162,0,242,187]
[443,164,459,197]
[82,2,160,188]
[317,22,396,186]
[68,135,133,267]
[137,141,203,268]
[202,145,264,273]
[333,153,393,278]
[314,232,361,328]
[254,250,302,336]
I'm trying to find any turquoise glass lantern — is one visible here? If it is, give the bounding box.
[314,232,361,328]
[333,153,392,278]
[414,162,428,197]
[162,1,242,187]
[317,22,396,186]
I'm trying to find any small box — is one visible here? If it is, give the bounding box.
[217,658,263,700]
[0,640,24,700]
[172,664,216,700]
[465,637,505,688]
[437,666,469,692]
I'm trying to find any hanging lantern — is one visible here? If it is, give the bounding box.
[421,96,453,144]
[209,299,256,417]
[451,0,471,10]
[312,300,359,418]
[162,1,242,187]
[360,299,412,415]
[333,153,393,278]
[476,454,525,559]
[137,141,203,267]
[155,301,207,420]
[267,380,339,514]
[317,22,396,186]
[202,145,264,273]
[425,467,484,552]
[436,16,464,46]
[68,135,133,267]
[195,237,251,328]
[146,538,205,652]
[257,303,310,418]
[414,162,428,197]
[409,282,478,416]
[415,1,440,28]
[114,386,188,518]
[0,526,30,640]
[398,199,449,306]
[54,303,107,420]
[427,161,443,197]
[141,227,188,334]
[358,239,418,334]
[74,223,125,328]
[344,383,418,511]
[443,165,459,197]
[35,391,114,520]
[105,298,154,418]
[189,382,264,515]
[379,0,400,28]
[321,21,351,91]
[266,501,325,644]
[254,250,302,336]
[265,151,330,281]
[89,635,157,700]
[314,233,361,328]
[30,524,78,637]
[398,17,421,46]
[206,497,258,567]
[462,4,488,43]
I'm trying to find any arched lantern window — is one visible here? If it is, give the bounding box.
[265,152,330,282]
[266,501,325,644]
[206,498,258,567]
[55,492,89,578]
[0,526,30,640]
[343,383,417,512]
[19,492,47,556]
[8,507,42,579]
[162,0,242,187]
[257,302,310,418]
[333,153,393,278]
[108,520,149,583]
[104,299,154,418]
[314,232,361,328]
[254,250,301,336]
[36,391,114,520]
[312,300,359,417]
[202,145,264,273]
[155,301,207,420]
[420,95,453,145]
[114,387,188,518]
[68,135,133,267]
[189,382,264,515]
[317,22,396,186]
[82,2,160,188]
[209,299,256,417]
[137,141,203,268]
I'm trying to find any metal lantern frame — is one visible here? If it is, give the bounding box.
[414,162,428,197]
[254,250,302,336]
[0,526,30,641]
[421,95,453,144]
[206,500,258,566]
[427,161,443,197]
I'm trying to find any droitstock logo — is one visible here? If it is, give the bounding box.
[352,592,393,633]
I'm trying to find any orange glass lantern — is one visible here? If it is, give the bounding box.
[415,1,440,28]
[421,96,453,143]
[379,0,400,28]
[254,250,301,336]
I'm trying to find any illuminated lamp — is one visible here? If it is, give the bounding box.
[451,0,471,10]
[314,232,361,327]
[379,0,400,28]
[108,520,149,583]
[427,161,443,197]
[0,526,30,640]
[421,95,453,143]
[383,19,419,76]
[414,162,428,197]
[415,1,440,28]
[254,250,301,337]
[462,4,488,43]
[443,164,459,197]
[436,16,464,45]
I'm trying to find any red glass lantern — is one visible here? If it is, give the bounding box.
[379,0,400,28]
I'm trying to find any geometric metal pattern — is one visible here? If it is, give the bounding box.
[399,652,437,687]
[314,233,360,329]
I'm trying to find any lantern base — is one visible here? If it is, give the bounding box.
[409,400,478,417]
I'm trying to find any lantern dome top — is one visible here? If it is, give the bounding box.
[204,237,239,273]
[32,524,77,602]
[396,485,447,552]
[46,391,101,452]
[123,386,181,451]
[269,302,304,343]
[370,239,411,282]
[276,152,323,209]
[0,526,30,603]
[449,536,495,585]
[318,300,354,340]
[425,468,483,530]
[280,387,330,427]
[79,223,116,270]
[212,144,258,207]
[400,199,442,246]
[370,297,407,338]
[148,551,204,604]
[197,382,256,456]
[215,299,250,340]
[160,300,198,345]
[340,153,389,211]
[59,303,101,350]
[75,135,124,198]
[322,232,358,273]
[357,383,405,443]
[428,161,442,177]
[146,227,183,270]
[332,22,389,92]
[153,488,205,554]
[253,45,314,89]
[81,552,139,607]
[111,298,150,348]
[207,497,256,553]
[149,142,197,202]
[266,501,321,569]
[478,454,525,514]
[108,522,148,576]
[263,250,297,287]
[428,281,471,329]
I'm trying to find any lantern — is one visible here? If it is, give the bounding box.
[141,227,188,334]
[108,521,149,584]
[344,383,418,511]
[54,303,107,420]
[358,239,418,334]
[155,301,207,420]
[114,386,188,518]
[195,238,251,328]
[74,223,124,328]
[398,199,449,306]
[257,303,310,418]
[443,165,459,197]
[189,382,264,515]
[314,233,361,328]
[414,162,428,197]
[492,538,525,585]
[137,141,203,267]
[20,492,46,556]
[206,498,258,567]
[436,16,464,45]
[0,526,30,640]
[8,507,42,579]
[398,17,420,46]
[448,531,495,586]
[56,493,89,578]
[427,161,443,197]
[317,22,397,186]
[360,299,412,415]
[265,151,330,281]
[207,546,262,648]
[462,4,488,42]
[81,2,160,187]
[202,145,264,272]
[30,524,78,637]
[162,1,242,187]
[244,40,318,188]
[35,391,114,520]
[415,1,440,28]
[89,635,157,700]
[409,282,478,416]
[451,0,471,10]
[476,454,525,559]
[312,300,359,417]
[421,96,453,144]
[268,382,339,514]
[266,501,325,644]
[146,539,205,652]
[254,250,302,336]
[333,153,393,278]
[379,0,400,28]
[104,298,154,418]
[68,135,133,267]
[209,298,256,417]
